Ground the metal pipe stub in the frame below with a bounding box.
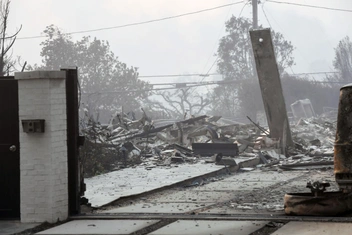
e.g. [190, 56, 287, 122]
[284, 191, 352, 216]
[335, 83, 352, 190]
[284, 180, 352, 216]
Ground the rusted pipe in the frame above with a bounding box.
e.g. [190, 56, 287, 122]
[334, 84, 352, 190]
[284, 191, 352, 216]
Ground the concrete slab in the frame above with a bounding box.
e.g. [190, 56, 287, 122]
[0, 221, 40, 235]
[190, 180, 276, 191]
[36, 220, 158, 235]
[85, 157, 262, 208]
[221, 170, 304, 182]
[272, 221, 352, 235]
[100, 202, 212, 214]
[85, 163, 224, 207]
[201, 203, 283, 214]
[200, 205, 255, 214]
[147, 190, 235, 203]
[149, 220, 268, 235]
[186, 168, 305, 193]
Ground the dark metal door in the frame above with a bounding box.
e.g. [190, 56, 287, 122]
[62, 68, 81, 215]
[0, 77, 20, 219]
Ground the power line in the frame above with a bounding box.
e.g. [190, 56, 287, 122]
[81, 80, 240, 95]
[261, 3, 317, 68]
[81, 77, 347, 96]
[151, 80, 231, 86]
[195, 1, 248, 96]
[17, 1, 243, 40]
[200, 0, 246, 74]
[139, 73, 219, 78]
[149, 75, 342, 86]
[205, 58, 218, 76]
[266, 0, 352, 13]
[313, 81, 348, 84]
[197, 0, 249, 94]
[291, 71, 338, 76]
[138, 71, 338, 79]
[261, 4, 272, 28]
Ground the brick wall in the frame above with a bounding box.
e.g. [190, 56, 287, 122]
[15, 71, 68, 223]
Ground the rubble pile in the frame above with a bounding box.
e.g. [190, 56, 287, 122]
[81, 109, 337, 174]
[283, 117, 336, 169]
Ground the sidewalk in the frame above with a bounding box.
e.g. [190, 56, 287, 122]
[36, 220, 352, 235]
[8, 160, 349, 235]
[36, 220, 268, 235]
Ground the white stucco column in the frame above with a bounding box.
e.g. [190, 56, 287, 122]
[15, 71, 68, 223]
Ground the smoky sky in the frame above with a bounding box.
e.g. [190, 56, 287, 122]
[9, 0, 352, 83]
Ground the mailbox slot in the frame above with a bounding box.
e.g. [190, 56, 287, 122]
[22, 119, 45, 133]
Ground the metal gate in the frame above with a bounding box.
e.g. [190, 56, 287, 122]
[0, 77, 20, 219]
[63, 68, 83, 215]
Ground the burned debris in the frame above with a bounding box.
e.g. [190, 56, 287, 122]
[80, 29, 345, 219]
[80, 104, 337, 178]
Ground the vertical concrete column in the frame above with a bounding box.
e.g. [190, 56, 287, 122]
[250, 29, 293, 150]
[15, 71, 68, 223]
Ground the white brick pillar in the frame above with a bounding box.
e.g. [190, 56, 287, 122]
[15, 71, 68, 223]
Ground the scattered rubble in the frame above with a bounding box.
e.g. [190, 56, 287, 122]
[81, 106, 337, 177]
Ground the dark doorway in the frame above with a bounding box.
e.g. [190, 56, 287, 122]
[0, 77, 20, 219]
[63, 68, 82, 215]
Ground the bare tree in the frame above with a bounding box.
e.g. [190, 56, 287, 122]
[0, 0, 21, 75]
[153, 88, 211, 119]
[333, 36, 352, 83]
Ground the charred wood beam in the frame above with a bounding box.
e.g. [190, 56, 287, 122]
[192, 143, 239, 157]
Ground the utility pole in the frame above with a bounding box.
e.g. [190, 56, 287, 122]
[252, 0, 258, 29]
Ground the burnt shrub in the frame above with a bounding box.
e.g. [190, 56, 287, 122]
[80, 117, 119, 177]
